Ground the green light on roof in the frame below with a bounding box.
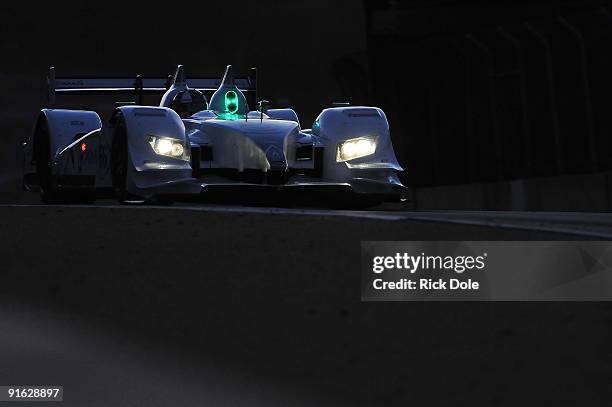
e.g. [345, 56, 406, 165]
[225, 90, 238, 114]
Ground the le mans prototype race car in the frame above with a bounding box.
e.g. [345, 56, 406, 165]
[23, 65, 407, 207]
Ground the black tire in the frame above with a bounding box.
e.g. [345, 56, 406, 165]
[35, 117, 95, 204]
[111, 114, 143, 204]
[111, 114, 173, 205]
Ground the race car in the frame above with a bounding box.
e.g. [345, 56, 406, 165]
[22, 65, 407, 207]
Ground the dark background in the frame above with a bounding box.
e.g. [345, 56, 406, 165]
[1, 2, 612, 406]
[3, 1, 612, 195]
[365, 1, 612, 187]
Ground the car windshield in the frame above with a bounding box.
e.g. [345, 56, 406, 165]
[213, 111, 246, 121]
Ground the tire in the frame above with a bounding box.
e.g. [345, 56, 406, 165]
[111, 114, 143, 204]
[111, 114, 174, 205]
[35, 118, 95, 204]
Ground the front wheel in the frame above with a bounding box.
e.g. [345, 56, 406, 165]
[35, 119, 95, 204]
[111, 113, 144, 204]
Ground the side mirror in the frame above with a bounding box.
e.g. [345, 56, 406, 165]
[257, 100, 270, 123]
[257, 100, 270, 112]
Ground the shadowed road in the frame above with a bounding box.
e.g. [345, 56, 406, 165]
[0, 205, 609, 406]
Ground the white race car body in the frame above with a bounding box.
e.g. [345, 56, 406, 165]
[23, 65, 406, 205]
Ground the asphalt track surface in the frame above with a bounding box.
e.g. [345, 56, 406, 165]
[5, 202, 612, 237]
[0, 203, 610, 406]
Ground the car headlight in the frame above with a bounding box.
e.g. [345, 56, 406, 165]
[336, 136, 377, 162]
[148, 136, 188, 160]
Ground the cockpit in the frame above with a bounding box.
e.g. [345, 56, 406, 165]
[168, 89, 207, 118]
[160, 64, 250, 120]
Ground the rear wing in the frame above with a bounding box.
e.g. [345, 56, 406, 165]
[47, 66, 258, 106]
